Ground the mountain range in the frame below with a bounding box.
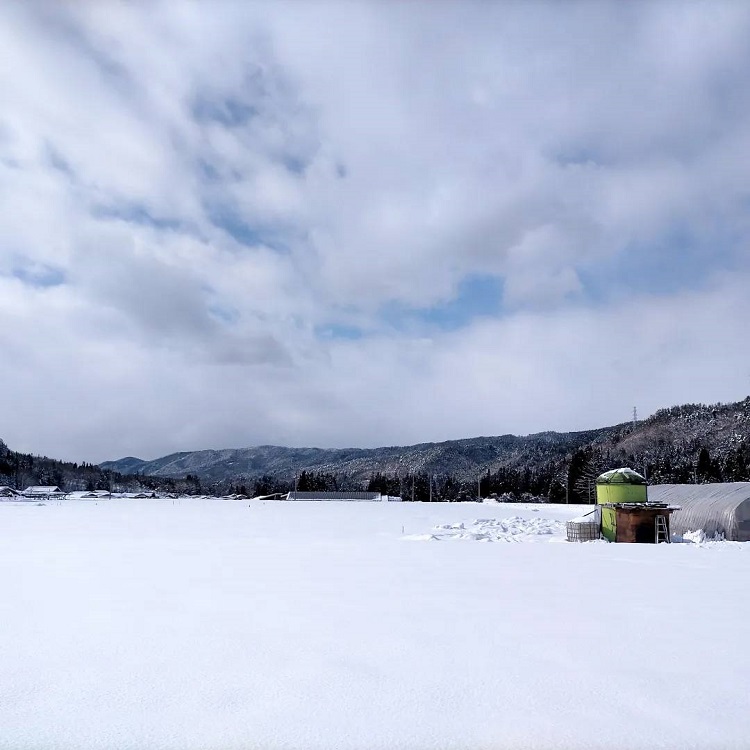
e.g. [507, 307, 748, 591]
[101, 427, 617, 484]
[100, 396, 750, 493]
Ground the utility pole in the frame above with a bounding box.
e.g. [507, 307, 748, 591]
[477, 475, 481, 503]
[429, 474, 433, 503]
[632, 407, 649, 479]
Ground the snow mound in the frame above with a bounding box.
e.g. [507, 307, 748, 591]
[404, 516, 565, 543]
[682, 529, 719, 544]
[401, 533, 440, 542]
[676, 528, 743, 547]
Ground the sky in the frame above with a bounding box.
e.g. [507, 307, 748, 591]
[2, 1, 750, 463]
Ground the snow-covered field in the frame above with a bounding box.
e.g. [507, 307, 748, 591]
[1, 499, 748, 750]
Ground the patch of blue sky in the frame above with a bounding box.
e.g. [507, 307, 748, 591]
[207, 302, 240, 326]
[197, 158, 220, 182]
[315, 324, 365, 341]
[206, 205, 291, 253]
[45, 144, 74, 177]
[92, 202, 185, 232]
[11, 262, 66, 288]
[192, 95, 258, 128]
[381, 274, 505, 332]
[578, 221, 738, 302]
[280, 154, 308, 175]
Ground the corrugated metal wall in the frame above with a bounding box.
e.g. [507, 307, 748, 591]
[648, 483, 750, 541]
[287, 491, 381, 501]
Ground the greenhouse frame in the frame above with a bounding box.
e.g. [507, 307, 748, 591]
[648, 483, 750, 542]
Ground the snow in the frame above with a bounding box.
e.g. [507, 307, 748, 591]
[1, 499, 749, 749]
[568, 508, 600, 524]
[678, 528, 736, 546]
[416, 516, 565, 542]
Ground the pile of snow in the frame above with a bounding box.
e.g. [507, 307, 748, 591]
[676, 528, 740, 546]
[568, 507, 600, 524]
[682, 529, 716, 544]
[404, 515, 565, 542]
[482, 493, 547, 504]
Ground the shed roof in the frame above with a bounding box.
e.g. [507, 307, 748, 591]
[648, 483, 750, 542]
[22, 486, 64, 494]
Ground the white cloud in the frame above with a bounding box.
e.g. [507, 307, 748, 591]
[1, 1, 749, 462]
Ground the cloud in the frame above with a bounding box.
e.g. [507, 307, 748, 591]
[1, 1, 749, 462]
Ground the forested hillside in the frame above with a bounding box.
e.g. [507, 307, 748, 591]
[94, 396, 750, 502]
[0, 440, 213, 496]
[564, 397, 750, 501]
[4, 397, 749, 502]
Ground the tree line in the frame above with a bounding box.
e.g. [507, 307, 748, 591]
[3, 394, 749, 503]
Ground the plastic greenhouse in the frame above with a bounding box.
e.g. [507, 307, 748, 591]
[648, 483, 750, 542]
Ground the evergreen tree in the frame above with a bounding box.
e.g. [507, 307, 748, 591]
[696, 447, 712, 483]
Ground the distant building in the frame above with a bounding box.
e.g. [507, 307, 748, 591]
[21, 486, 67, 499]
[0, 486, 19, 498]
[285, 491, 397, 502]
[67, 490, 111, 500]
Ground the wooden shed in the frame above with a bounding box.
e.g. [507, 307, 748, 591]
[600, 503, 677, 543]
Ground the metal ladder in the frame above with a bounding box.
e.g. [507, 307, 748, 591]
[655, 515, 670, 544]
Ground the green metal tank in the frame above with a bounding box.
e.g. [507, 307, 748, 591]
[595, 468, 648, 505]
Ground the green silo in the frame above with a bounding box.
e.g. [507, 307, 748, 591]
[596, 468, 648, 505]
